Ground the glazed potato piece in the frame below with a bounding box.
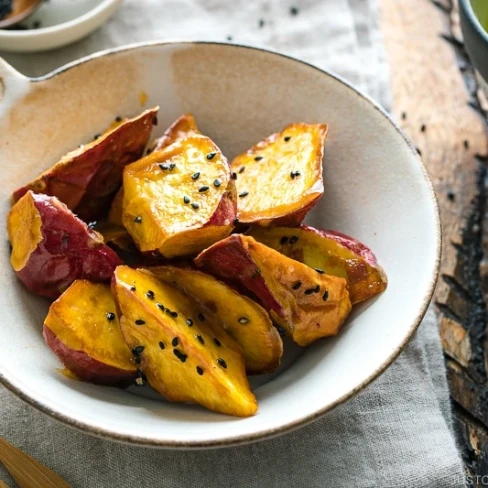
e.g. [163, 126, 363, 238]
[152, 113, 200, 151]
[248, 226, 387, 304]
[12, 107, 158, 221]
[150, 265, 283, 374]
[231, 123, 327, 226]
[112, 266, 257, 417]
[123, 134, 236, 258]
[195, 235, 351, 347]
[7, 191, 121, 299]
[43, 281, 136, 386]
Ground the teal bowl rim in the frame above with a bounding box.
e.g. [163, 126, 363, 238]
[459, 0, 488, 46]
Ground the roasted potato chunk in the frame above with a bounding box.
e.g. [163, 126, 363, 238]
[195, 235, 351, 346]
[153, 113, 200, 151]
[7, 191, 121, 299]
[112, 266, 257, 417]
[12, 108, 158, 221]
[43, 280, 136, 386]
[150, 265, 283, 374]
[123, 134, 236, 258]
[248, 226, 387, 304]
[231, 123, 327, 226]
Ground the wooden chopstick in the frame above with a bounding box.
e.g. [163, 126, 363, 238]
[0, 437, 71, 487]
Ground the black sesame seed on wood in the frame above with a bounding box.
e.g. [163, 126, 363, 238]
[132, 345, 145, 355]
[196, 366, 204, 375]
[198, 313, 205, 322]
[292, 281, 302, 290]
[135, 319, 146, 325]
[186, 318, 194, 327]
[206, 152, 217, 160]
[191, 202, 200, 210]
[199, 185, 209, 192]
[254, 156, 263, 161]
[289, 236, 298, 244]
[213, 179, 221, 188]
[231, 172, 237, 180]
[196, 334, 205, 345]
[280, 236, 288, 245]
[184, 196, 190, 204]
[239, 191, 249, 198]
[322, 290, 329, 302]
[238, 316, 249, 324]
[146, 290, 155, 300]
[156, 303, 165, 311]
[304, 288, 316, 295]
[214, 338, 222, 347]
[172, 337, 179, 347]
[159, 341, 165, 350]
[192, 172, 200, 180]
[106, 312, 116, 321]
[314, 268, 325, 274]
[217, 358, 228, 369]
[239, 166, 246, 174]
[134, 216, 142, 223]
[159, 163, 169, 170]
[284, 136, 291, 142]
[173, 349, 187, 362]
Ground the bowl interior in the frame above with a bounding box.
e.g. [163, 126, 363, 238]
[0, 43, 439, 447]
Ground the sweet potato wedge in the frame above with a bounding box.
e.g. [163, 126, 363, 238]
[112, 266, 257, 417]
[248, 226, 387, 304]
[230, 123, 327, 226]
[152, 113, 200, 151]
[150, 265, 283, 374]
[43, 280, 136, 386]
[123, 134, 236, 258]
[8, 191, 121, 299]
[195, 235, 351, 346]
[12, 108, 158, 221]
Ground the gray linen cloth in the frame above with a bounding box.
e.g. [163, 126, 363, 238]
[0, 1, 466, 487]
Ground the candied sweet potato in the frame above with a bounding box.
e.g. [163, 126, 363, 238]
[150, 265, 283, 374]
[230, 123, 327, 226]
[43, 280, 136, 386]
[195, 235, 351, 347]
[152, 113, 200, 151]
[123, 134, 236, 258]
[112, 266, 257, 416]
[12, 107, 158, 221]
[248, 226, 387, 304]
[8, 191, 121, 299]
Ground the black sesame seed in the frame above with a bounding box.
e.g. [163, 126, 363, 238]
[239, 191, 249, 198]
[322, 290, 329, 302]
[132, 345, 145, 355]
[159, 163, 170, 170]
[226, 35, 233, 41]
[170, 311, 178, 318]
[196, 366, 204, 375]
[192, 172, 200, 180]
[276, 325, 287, 337]
[447, 191, 456, 202]
[254, 156, 263, 161]
[214, 338, 222, 347]
[464, 139, 469, 149]
[420, 124, 426, 132]
[206, 152, 217, 160]
[231, 172, 238, 180]
[186, 318, 194, 327]
[258, 18, 265, 28]
[314, 268, 325, 274]
[199, 185, 209, 192]
[280, 236, 288, 245]
[156, 303, 165, 311]
[290, 171, 301, 179]
[130, 286, 136, 292]
[284, 136, 291, 142]
[217, 358, 228, 369]
[135, 319, 146, 325]
[173, 349, 187, 362]
[165, 309, 172, 316]
[239, 166, 246, 174]
[416, 147, 422, 156]
[94, 133, 101, 140]
[134, 216, 142, 223]
[169, 163, 176, 170]
[304, 288, 316, 295]
[172, 337, 179, 347]
[106, 312, 116, 321]
[146, 290, 155, 300]
[238, 316, 249, 324]
[198, 313, 205, 322]
[290, 6, 299, 15]
[159, 341, 165, 350]
[292, 281, 302, 290]
[314, 284, 320, 293]
[289, 236, 298, 244]
[183, 196, 190, 204]
[115, 116, 122, 122]
[191, 202, 200, 210]
[196, 334, 205, 345]
[213, 179, 221, 187]
[401, 111, 407, 120]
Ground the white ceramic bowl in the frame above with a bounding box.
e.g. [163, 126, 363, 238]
[0, 0, 122, 52]
[0, 42, 440, 448]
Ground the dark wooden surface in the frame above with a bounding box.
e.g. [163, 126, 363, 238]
[380, 0, 488, 483]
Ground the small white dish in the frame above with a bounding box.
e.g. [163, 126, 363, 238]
[0, 42, 440, 448]
[0, 0, 122, 52]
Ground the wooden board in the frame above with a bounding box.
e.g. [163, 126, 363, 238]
[380, 0, 488, 482]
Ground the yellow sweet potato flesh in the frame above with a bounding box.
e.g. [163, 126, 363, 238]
[112, 266, 257, 417]
[231, 123, 327, 225]
[248, 226, 387, 304]
[153, 113, 200, 151]
[123, 134, 235, 258]
[150, 265, 283, 374]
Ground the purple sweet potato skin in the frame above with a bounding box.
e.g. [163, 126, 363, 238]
[14, 193, 121, 299]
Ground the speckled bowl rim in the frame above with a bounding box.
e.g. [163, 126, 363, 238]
[0, 41, 442, 449]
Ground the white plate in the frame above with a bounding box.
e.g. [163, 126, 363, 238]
[0, 0, 122, 52]
[0, 42, 440, 448]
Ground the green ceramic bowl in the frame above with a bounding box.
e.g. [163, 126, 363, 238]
[460, 0, 488, 86]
